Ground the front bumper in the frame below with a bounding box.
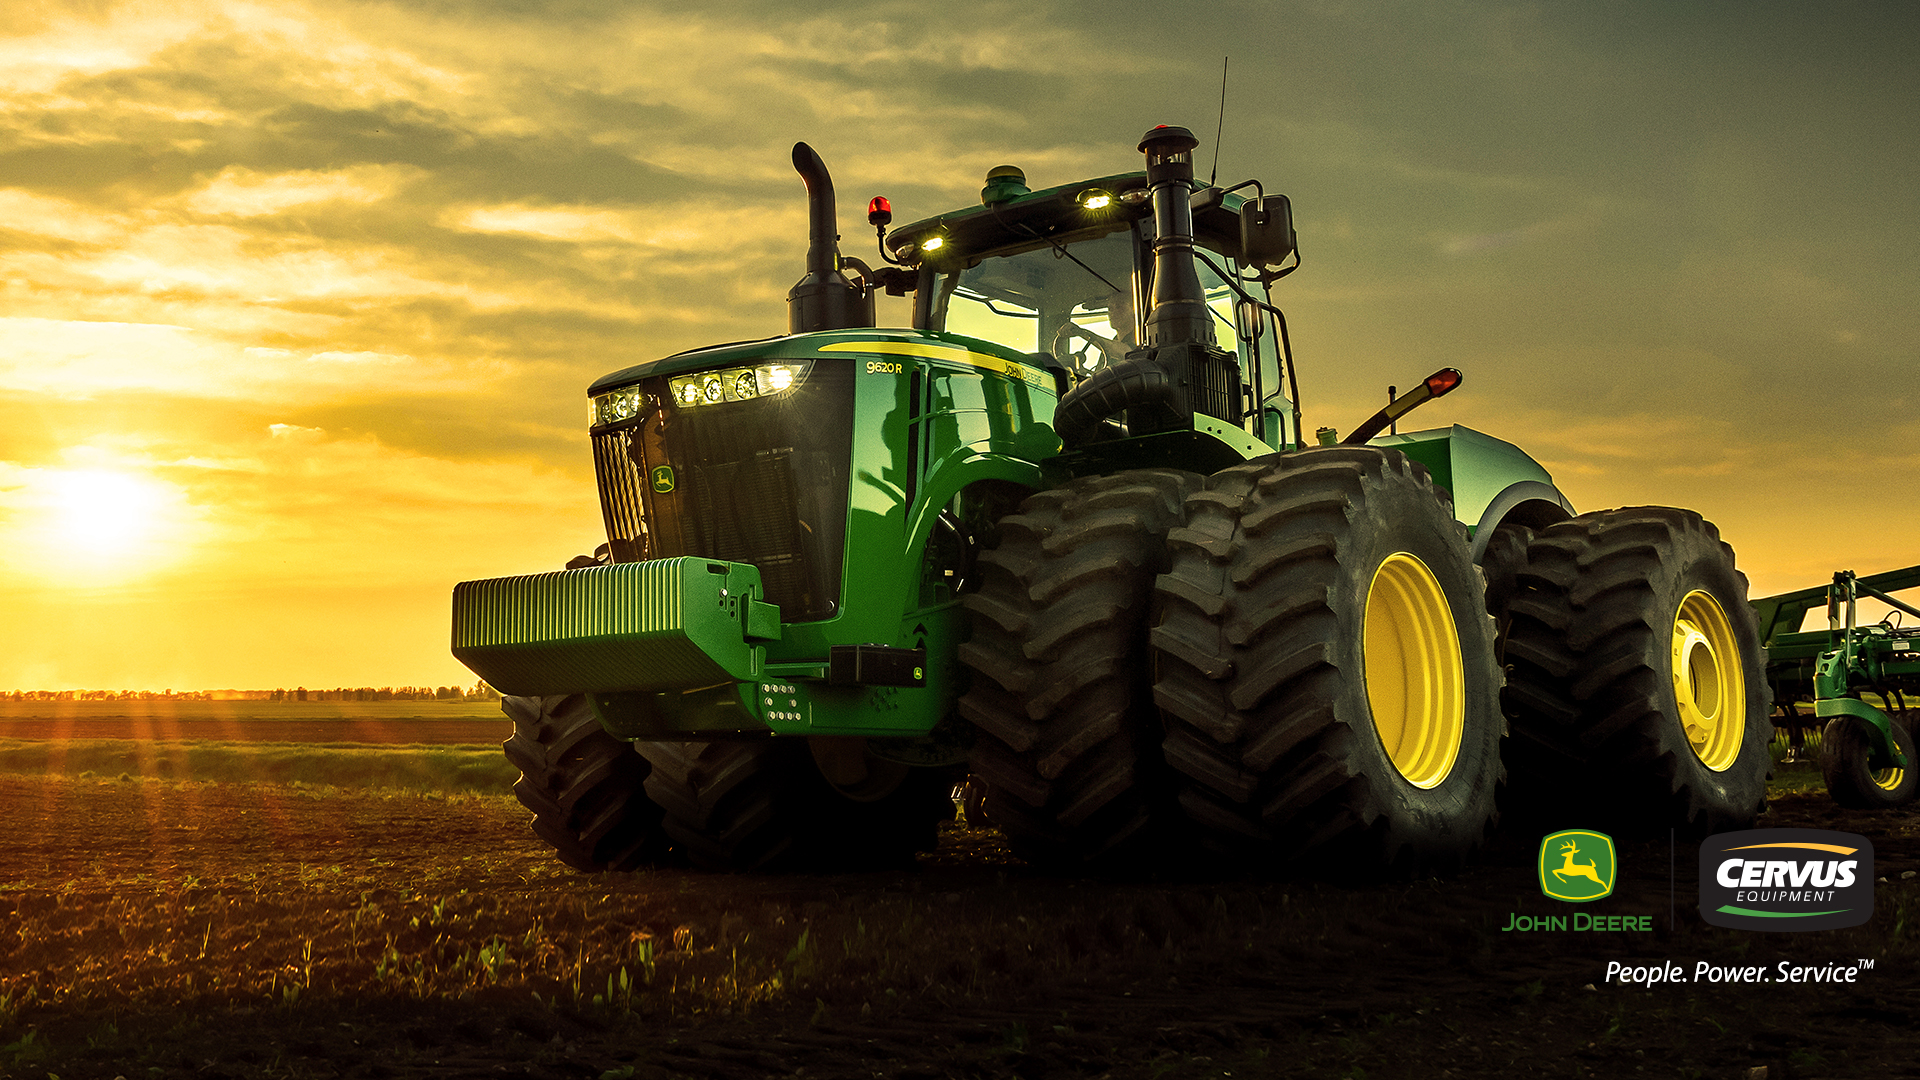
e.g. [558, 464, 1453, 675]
[451, 558, 780, 697]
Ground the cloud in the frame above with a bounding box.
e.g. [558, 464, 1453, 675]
[184, 163, 420, 217]
[1438, 211, 1597, 257]
[0, 187, 126, 243]
[0, 316, 490, 403]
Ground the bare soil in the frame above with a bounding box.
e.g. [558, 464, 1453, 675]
[3, 765, 1918, 1080]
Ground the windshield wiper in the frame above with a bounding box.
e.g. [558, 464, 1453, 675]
[987, 203, 1125, 296]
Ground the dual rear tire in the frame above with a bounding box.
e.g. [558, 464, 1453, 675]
[957, 450, 1504, 876]
[1501, 508, 1773, 836]
[1150, 448, 1503, 875]
[955, 469, 1203, 869]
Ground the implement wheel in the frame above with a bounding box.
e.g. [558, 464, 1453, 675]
[503, 694, 668, 872]
[1503, 507, 1772, 836]
[1821, 715, 1919, 810]
[637, 738, 951, 871]
[1149, 447, 1502, 876]
[956, 469, 1203, 869]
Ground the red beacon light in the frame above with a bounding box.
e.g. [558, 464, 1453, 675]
[867, 196, 892, 228]
[1425, 367, 1463, 397]
[1341, 367, 1467, 445]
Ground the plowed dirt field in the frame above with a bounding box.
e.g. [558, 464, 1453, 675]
[3, 763, 1918, 1079]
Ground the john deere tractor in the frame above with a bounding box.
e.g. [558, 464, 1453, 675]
[451, 125, 1774, 875]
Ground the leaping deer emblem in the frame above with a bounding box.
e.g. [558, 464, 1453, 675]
[1552, 840, 1605, 886]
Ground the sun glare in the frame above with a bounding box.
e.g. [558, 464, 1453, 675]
[1, 467, 198, 583]
[50, 470, 169, 552]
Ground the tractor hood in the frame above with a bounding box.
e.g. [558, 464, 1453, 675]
[586, 328, 1049, 396]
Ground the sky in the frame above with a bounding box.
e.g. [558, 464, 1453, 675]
[1, 0, 1916, 690]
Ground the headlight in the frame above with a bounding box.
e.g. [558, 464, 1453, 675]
[661, 362, 811, 412]
[592, 362, 811, 428]
[588, 386, 645, 428]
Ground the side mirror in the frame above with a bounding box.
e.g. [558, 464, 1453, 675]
[1240, 194, 1296, 268]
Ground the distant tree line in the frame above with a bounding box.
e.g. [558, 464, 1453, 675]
[5, 681, 501, 702]
[5, 689, 214, 701]
[272, 682, 501, 702]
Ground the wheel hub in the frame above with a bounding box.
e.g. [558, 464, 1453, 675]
[1672, 590, 1746, 771]
[1363, 552, 1466, 789]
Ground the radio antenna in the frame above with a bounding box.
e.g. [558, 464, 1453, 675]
[1209, 56, 1229, 188]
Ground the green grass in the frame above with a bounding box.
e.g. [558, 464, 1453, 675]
[0, 699, 507, 722]
[0, 739, 517, 794]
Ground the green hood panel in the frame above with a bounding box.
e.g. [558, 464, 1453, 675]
[586, 329, 1048, 396]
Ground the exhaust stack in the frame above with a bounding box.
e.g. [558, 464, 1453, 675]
[787, 142, 874, 334]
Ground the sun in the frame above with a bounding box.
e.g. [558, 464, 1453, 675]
[2, 467, 197, 583]
[48, 470, 173, 555]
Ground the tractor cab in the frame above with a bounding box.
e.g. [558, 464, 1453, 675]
[884, 165, 1299, 452]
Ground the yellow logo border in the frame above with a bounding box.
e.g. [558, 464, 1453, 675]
[1538, 829, 1617, 903]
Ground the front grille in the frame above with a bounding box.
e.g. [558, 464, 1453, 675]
[593, 433, 652, 562]
[591, 360, 854, 622]
[679, 445, 812, 606]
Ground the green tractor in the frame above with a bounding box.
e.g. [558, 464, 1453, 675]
[451, 125, 1775, 875]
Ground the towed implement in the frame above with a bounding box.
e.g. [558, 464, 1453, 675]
[451, 123, 1774, 875]
[1754, 566, 1920, 808]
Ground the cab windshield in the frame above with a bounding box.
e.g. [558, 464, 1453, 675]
[932, 227, 1259, 387]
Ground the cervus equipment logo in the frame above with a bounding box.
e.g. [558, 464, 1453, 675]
[1699, 829, 1874, 931]
[1538, 830, 1616, 902]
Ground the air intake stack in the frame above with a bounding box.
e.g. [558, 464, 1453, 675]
[1138, 126, 1215, 349]
[1053, 126, 1243, 447]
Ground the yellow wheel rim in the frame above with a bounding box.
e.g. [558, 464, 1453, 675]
[1869, 729, 1905, 792]
[1363, 552, 1466, 789]
[1672, 590, 1746, 772]
[1872, 763, 1905, 792]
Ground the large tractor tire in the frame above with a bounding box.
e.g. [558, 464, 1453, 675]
[502, 694, 668, 872]
[956, 469, 1203, 869]
[1502, 507, 1773, 836]
[1820, 715, 1918, 810]
[1477, 522, 1534, 649]
[1149, 447, 1503, 877]
[636, 737, 952, 872]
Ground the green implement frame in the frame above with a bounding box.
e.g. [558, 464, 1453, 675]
[1755, 565, 1920, 772]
